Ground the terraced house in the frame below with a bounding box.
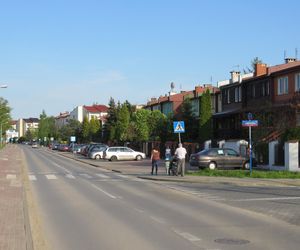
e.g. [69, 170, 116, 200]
[214, 58, 300, 141]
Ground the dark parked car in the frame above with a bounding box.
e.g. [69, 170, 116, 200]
[189, 148, 251, 170]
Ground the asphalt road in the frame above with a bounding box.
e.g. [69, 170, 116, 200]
[22, 146, 300, 250]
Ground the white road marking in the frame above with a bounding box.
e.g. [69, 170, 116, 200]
[0, 158, 8, 161]
[29, 175, 37, 181]
[173, 229, 202, 242]
[234, 196, 300, 201]
[150, 216, 166, 224]
[96, 173, 110, 178]
[52, 162, 72, 174]
[65, 174, 76, 179]
[6, 174, 16, 180]
[79, 173, 93, 179]
[90, 184, 116, 199]
[115, 174, 130, 179]
[46, 174, 58, 180]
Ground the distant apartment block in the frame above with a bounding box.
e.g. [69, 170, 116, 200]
[16, 118, 39, 137]
[56, 104, 109, 128]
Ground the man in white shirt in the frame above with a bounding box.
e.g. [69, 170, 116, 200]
[174, 143, 187, 177]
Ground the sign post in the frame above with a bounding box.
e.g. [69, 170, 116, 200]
[70, 136, 76, 154]
[173, 121, 185, 144]
[242, 113, 258, 175]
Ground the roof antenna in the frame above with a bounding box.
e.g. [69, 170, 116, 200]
[284, 50, 287, 60]
[296, 48, 298, 59]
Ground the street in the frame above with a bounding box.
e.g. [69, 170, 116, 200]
[22, 145, 300, 250]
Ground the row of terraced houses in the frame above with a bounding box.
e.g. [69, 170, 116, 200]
[8, 58, 300, 145]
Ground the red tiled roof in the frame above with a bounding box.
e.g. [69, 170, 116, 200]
[84, 105, 108, 113]
[268, 61, 300, 75]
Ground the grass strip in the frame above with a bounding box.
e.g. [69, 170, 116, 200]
[188, 169, 300, 178]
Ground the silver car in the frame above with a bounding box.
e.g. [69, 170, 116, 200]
[103, 147, 146, 161]
[88, 146, 108, 160]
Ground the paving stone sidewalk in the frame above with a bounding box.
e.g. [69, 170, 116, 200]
[0, 145, 31, 250]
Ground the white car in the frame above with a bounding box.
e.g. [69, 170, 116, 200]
[103, 147, 146, 161]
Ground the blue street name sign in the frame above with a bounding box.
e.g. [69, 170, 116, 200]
[242, 120, 258, 127]
[173, 121, 185, 133]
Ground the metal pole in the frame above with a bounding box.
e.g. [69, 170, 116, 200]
[178, 132, 181, 144]
[249, 126, 252, 175]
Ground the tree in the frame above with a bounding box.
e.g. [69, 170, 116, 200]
[199, 90, 212, 144]
[180, 97, 198, 142]
[134, 109, 151, 141]
[38, 110, 56, 144]
[82, 116, 90, 142]
[89, 116, 101, 142]
[148, 110, 168, 141]
[115, 103, 130, 142]
[104, 97, 118, 141]
[0, 97, 12, 140]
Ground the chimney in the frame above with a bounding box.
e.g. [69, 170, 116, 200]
[230, 71, 240, 83]
[285, 58, 297, 64]
[255, 63, 267, 77]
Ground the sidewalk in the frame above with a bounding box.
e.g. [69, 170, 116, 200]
[0, 145, 32, 250]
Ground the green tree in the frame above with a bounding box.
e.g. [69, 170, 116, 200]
[82, 116, 90, 142]
[199, 90, 212, 144]
[104, 97, 118, 141]
[134, 109, 151, 141]
[90, 116, 101, 141]
[115, 103, 130, 142]
[0, 97, 12, 141]
[180, 97, 198, 142]
[148, 110, 168, 141]
[38, 110, 56, 144]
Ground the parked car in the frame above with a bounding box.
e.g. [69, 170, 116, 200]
[32, 142, 38, 148]
[189, 148, 252, 170]
[58, 144, 70, 152]
[103, 146, 146, 161]
[88, 145, 108, 160]
[82, 143, 107, 157]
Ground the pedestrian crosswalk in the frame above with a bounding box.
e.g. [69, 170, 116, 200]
[22, 172, 143, 182]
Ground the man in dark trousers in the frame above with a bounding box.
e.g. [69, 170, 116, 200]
[174, 143, 187, 176]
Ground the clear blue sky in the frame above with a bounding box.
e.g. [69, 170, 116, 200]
[1, 0, 299, 119]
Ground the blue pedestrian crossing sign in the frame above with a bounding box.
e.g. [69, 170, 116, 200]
[173, 121, 185, 133]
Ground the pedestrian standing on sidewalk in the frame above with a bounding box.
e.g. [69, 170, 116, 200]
[151, 147, 160, 175]
[174, 143, 187, 177]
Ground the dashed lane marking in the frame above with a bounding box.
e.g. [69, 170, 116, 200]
[79, 173, 93, 179]
[173, 229, 202, 242]
[29, 175, 37, 181]
[65, 174, 76, 179]
[45, 174, 58, 180]
[95, 173, 110, 178]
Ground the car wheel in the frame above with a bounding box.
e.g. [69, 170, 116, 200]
[110, 155, 117, 161]
[95, 154, 101, 160]
[243, 161, 250, 170]
[136, 155, 142, 161]
[208, 162, 217, 170]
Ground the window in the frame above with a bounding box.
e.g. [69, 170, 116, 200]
[239, 86, 242, 102]
[295, 73, 300, 92]
[277, 77, 288, 95]
[252, 85, 256, 98]
[235, 87, 239, 102]
[227, 89, 230, 104]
